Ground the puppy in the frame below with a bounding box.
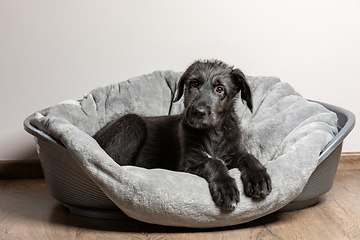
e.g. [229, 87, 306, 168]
[94, 60, 272, 210]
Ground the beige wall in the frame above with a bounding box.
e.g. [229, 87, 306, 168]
[1, 0, 359, 160]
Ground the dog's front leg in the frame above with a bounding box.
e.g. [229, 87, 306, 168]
[230, 153, 272, 199]
[183, 156, 240, 210]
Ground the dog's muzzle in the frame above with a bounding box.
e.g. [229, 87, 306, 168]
[192, 105, 210, 118]
[185, 105, 214, 128]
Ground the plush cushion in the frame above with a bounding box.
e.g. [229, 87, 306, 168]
[31, 70, 338, 228]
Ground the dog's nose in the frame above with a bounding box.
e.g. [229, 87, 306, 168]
[193, 106, 209, 117]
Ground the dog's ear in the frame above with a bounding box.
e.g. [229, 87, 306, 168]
[173, 74, 186, 102]
[231, 68, 253, 112]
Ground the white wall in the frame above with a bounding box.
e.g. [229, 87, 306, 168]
[1, 0, 359, 160]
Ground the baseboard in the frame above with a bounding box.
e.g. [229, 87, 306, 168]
[341, 152, 360, 157]
[0, 159, 43, 179]
[338, 152, 360, 171]
[0, 152, 359, 179]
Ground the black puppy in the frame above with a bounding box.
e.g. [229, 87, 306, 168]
[94, 60, 272, 210]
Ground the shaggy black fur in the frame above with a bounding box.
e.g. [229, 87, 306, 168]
[94, 60, 272, 210]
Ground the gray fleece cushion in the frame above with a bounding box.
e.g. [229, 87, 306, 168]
[30, 70, 338, 228]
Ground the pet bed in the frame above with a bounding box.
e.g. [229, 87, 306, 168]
[28, 71, 340, 228]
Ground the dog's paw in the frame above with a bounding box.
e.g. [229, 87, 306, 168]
[241, 169, 272, 199]
[209, 177, 240, 211]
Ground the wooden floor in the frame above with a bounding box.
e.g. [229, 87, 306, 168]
[0, 154, 359, 240]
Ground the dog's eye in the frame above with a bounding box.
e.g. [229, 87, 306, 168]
[191, 81, 200, 88]
[216, 86, 224, 94]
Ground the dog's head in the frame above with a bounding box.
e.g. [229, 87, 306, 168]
[174, 60, 253, 129]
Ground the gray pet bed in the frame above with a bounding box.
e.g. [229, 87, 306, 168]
[30, 71, 338, 228]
